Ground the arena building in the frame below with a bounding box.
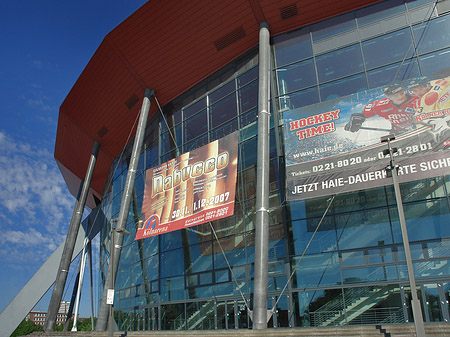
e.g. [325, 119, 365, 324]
[54, 0, 450, 331]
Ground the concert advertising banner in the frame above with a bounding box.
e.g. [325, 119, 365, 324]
[283, 73, 450, 201]
[135, 131, 239, 240]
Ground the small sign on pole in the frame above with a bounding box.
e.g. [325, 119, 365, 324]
[106, 289, 114, 305]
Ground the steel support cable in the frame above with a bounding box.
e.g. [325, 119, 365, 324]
[69, 94, 144, 328]
[154, 95, 181, 157]
[270, 195, 336, 314]
[392, 1, 438, 83]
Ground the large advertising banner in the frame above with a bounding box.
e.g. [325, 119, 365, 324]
[283, 74, 450, 201]
[135, 131, 239, 240]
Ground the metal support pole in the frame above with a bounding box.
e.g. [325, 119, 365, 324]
[45, 141, 100, 331]
[63, 261, 81, 331]
[252, 22, 271, 330]
[96, 88, 154, 331]
[381, 135, 425, 337]
[71, 238, 89, 331]
[88, 240, 95, 330]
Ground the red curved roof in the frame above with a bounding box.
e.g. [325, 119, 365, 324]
[55, 0, 382, 208]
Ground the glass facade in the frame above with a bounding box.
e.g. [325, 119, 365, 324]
[98, 0, 450, 330]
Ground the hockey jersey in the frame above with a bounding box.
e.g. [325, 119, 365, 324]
[414, 78, 450, 114]
[363, 95, 418, 132]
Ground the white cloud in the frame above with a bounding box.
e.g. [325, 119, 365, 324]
[0, 131, 74, 267]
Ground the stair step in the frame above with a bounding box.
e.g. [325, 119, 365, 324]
[19, 323, 450, 337]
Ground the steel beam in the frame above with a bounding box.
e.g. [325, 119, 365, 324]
[252, 22, 271, 329]
[96, 89, 154, 331]
[44, 141, 100, 331]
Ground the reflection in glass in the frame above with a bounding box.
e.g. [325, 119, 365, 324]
[161, 303, 185, 330]
[419, 47, 450, 76]
[311, 12, 356, 41]
[274, 27, 312, 66]
[316, 44, 364, 83]
[356, 0, 404, 26]
[319, 73, 368, 101]
[367, 59, 420, 88]
[278, 59, 316, 94]
[363, 28, 414, 70]
[292, 252, 341, 288]
[184, 110, 207, 142]
[414, 16, 450, 55]
[210, 93, 237, 129]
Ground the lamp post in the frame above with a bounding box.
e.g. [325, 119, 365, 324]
[108, 219, 130, 337]
[381, 134, 425, 337]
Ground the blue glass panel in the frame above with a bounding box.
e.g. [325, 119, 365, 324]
[239, 80, 257, 113]
[414, 15, 450, 55]
[336, 208, 393, 250]
[213, 246, 247, 268]
[367, 59, 420, 88]
[185, 244, 213, 273]
[240, 137, 257, 168]
[209, 92, 237, 128]
[214, 282, 235, 297]
[362, 28, 415, 70]
[210, 118, 238, 142]
[118, 266, 131, 289]
[131, 262, 144, 286]
[319, 73, 368, 101]
[184, 133, 209, 152]
[160, 131, 172, 154]
[385, 177, 446, 203]
[391, 199, 450, 243]
[406, 0, 435, 8]
[287, 199, 307, 220]
[280, 86, 320, 111]
[311, 12, 356, 41]
[316, 44, 364, 83]
[274, 27, 313, 66]
[414, 259, 450, 279]
[160, 230, 183, 251]
[215, 269, 230, 283]
[160, 277, 185, 302]
[184, 109, 207, 142]
[333, 188, 388, 214]
[278, 58, 316, 94]
[161, 248, 185, 277]
[145, 146, 158, 170]
[143, 236, 159, 259]
[210, 80, 235, 104]
[341, 251, 365, 267]
[237, 66, 258, 88]
[240, 107, 257, 129]
[341, 265, 398, 283]
[426, 239, 450, 258]
[292, 252, 341, 288]
[199, 272, 213, 285]
[356, 0, 404, 27]
[291, 218, 337, 254]
[183, 97, 206, 119]
[419, 47, 450, 76]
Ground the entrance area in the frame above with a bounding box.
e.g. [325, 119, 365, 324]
[117, 281, 450, 330]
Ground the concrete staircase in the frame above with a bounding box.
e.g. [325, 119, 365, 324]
[20, 323, 450, 337]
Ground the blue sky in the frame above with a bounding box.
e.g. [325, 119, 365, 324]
[0, 0, 147, 320]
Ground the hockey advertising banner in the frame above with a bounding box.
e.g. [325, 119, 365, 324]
[283, 74, 450, 201]
[135, 132, 239, 240]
